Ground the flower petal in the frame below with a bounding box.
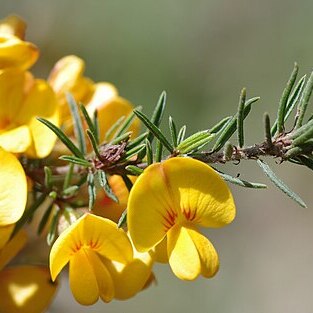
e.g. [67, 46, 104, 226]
[50, 214, 133, 281]
[0, 34, 39, 70]
[15, 79, 60, 158]
[0, 230, 27, 271]
[162, 157, 236, 227]
[128, 162, 178, 252]
[0, 125, 31, 153]
[187, 228, 219, 278]
[0, 147, 27, 225]
[0, 265, 57, 313]
[0, 15, 26, 39]
[69, 248, 114, 305]
[0, 224, 14, 249]
[167, 225, 201, 280]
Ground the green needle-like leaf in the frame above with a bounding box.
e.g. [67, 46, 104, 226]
[237, 88, 246, 148]
[177, 130, 213, 153]
[44, 166, 52, 189]
[177, 125, 187, 144]
[105, 116, 125, 140]
[59, 155, 92, 167]
[155, 139, 163, 162]
[47, 207, 60, 246]
[117, 209, 127, 228]
[110, 132, 132, 145]
[257, 159, 307, 208]
[212, 97, 260, 152]
[93, 110, 100, 144]
[134, 110, 174, 153]
[169, 116, 178, 147]
[87, 172, 96, 210]
[97, 170, 118, 203]
[126, 132, 148, 150]
[86, 129, 102, 160]
[80, 104, 98, 144]
[37, 117, 85, 159]
[209, 116, 232, 133]
[67, 93, 87, 155]
[114, 107, 141, 138]
[296, 69, 313, 128]
[125, 165, 144, 175]
[145, 139, 153, 165]
[121, 143, 146, 161]
[271, 74, 306, 135]
[214, 169, 267, 189]
[148, 91, 167, 142]
[276, 63, 298, 134]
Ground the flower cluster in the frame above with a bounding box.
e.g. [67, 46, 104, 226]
[0, 14, 238, 311]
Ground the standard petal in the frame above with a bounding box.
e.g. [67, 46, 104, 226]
[128, 162, 179, 252]
[0, 68, 25, 123]
[187, 228, 219, 278]
[16, 79, 60, 158]
[0, 34, 39, 70]
[162, 157, 236, 227]
[69, 248, 114, 305]
[167, 225, 201, 280]
[50, 214, 132, 281]
[86, 82, 118, 113]
[0, 265, 57, 313]
[0, 147, 27, 225]
[0, 230, 27, 271]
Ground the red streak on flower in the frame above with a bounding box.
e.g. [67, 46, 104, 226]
[162, 208, 177, 231]
[183, 208, 197, 222]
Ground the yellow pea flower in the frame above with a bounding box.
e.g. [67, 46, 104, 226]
[127, 157, 236, 281]
[49, 213, 133, 305]
[0, 69, 59, 158]
[0, 226, 57, 313]
[0, 15, 39, 70]
[48, 55, 139, 141]
[0, 147, 27, 226]
[0, 265, 57, 313]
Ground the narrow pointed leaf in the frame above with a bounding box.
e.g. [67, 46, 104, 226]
[237, 88, 246, 148]
[67, 93, 87, 155]
[125, 165, 144, 175]
[169, 116, 178, 147]
[121, 143, 146, 160]
[271, 74, 306, 135]
[117, 209, 127, 228]
[212, 97, 260, 151]
[97, 170, 118, 203]
[126, 132, 148, 150]
[296, 69, 313, 128]
[47, 207, 60, 245]
[87, 172, 96, 210]
[105, 116, 125, 140]
[177, 130, 214, 153]
[276, 63, 298, 134]
[110, 132, 131, 145]
[59, 155, 91, 167]
[44, 166, 52, 189]
[93, 110, 100, 144]
[148, 91, 166, 142]
[155, 139, 163, 162]
[86, 129, 101, 160]
[177, 125, 187, 144]
[37, 117, 84, 159]
[80, 104, 98, 144]
[214, 168, 267, 189]
[114, 107, 141, 138]
[257, 159, 306, 208]
[134, 110, 173, 153]
[209, 116, 232, 133]
[145, 139, 153, 165]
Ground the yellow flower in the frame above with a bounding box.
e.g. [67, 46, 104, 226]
[0, 226, 57, 313]
[127, 157, 236, 280]
[0, 147, 27, 226]
[48, 55, 139, 141]
[50, 213, 134, 305]
[0, 15, 39, 70]
[0, 69, 59, 158]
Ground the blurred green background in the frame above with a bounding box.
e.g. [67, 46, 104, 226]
[2, 0, 313, 312]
